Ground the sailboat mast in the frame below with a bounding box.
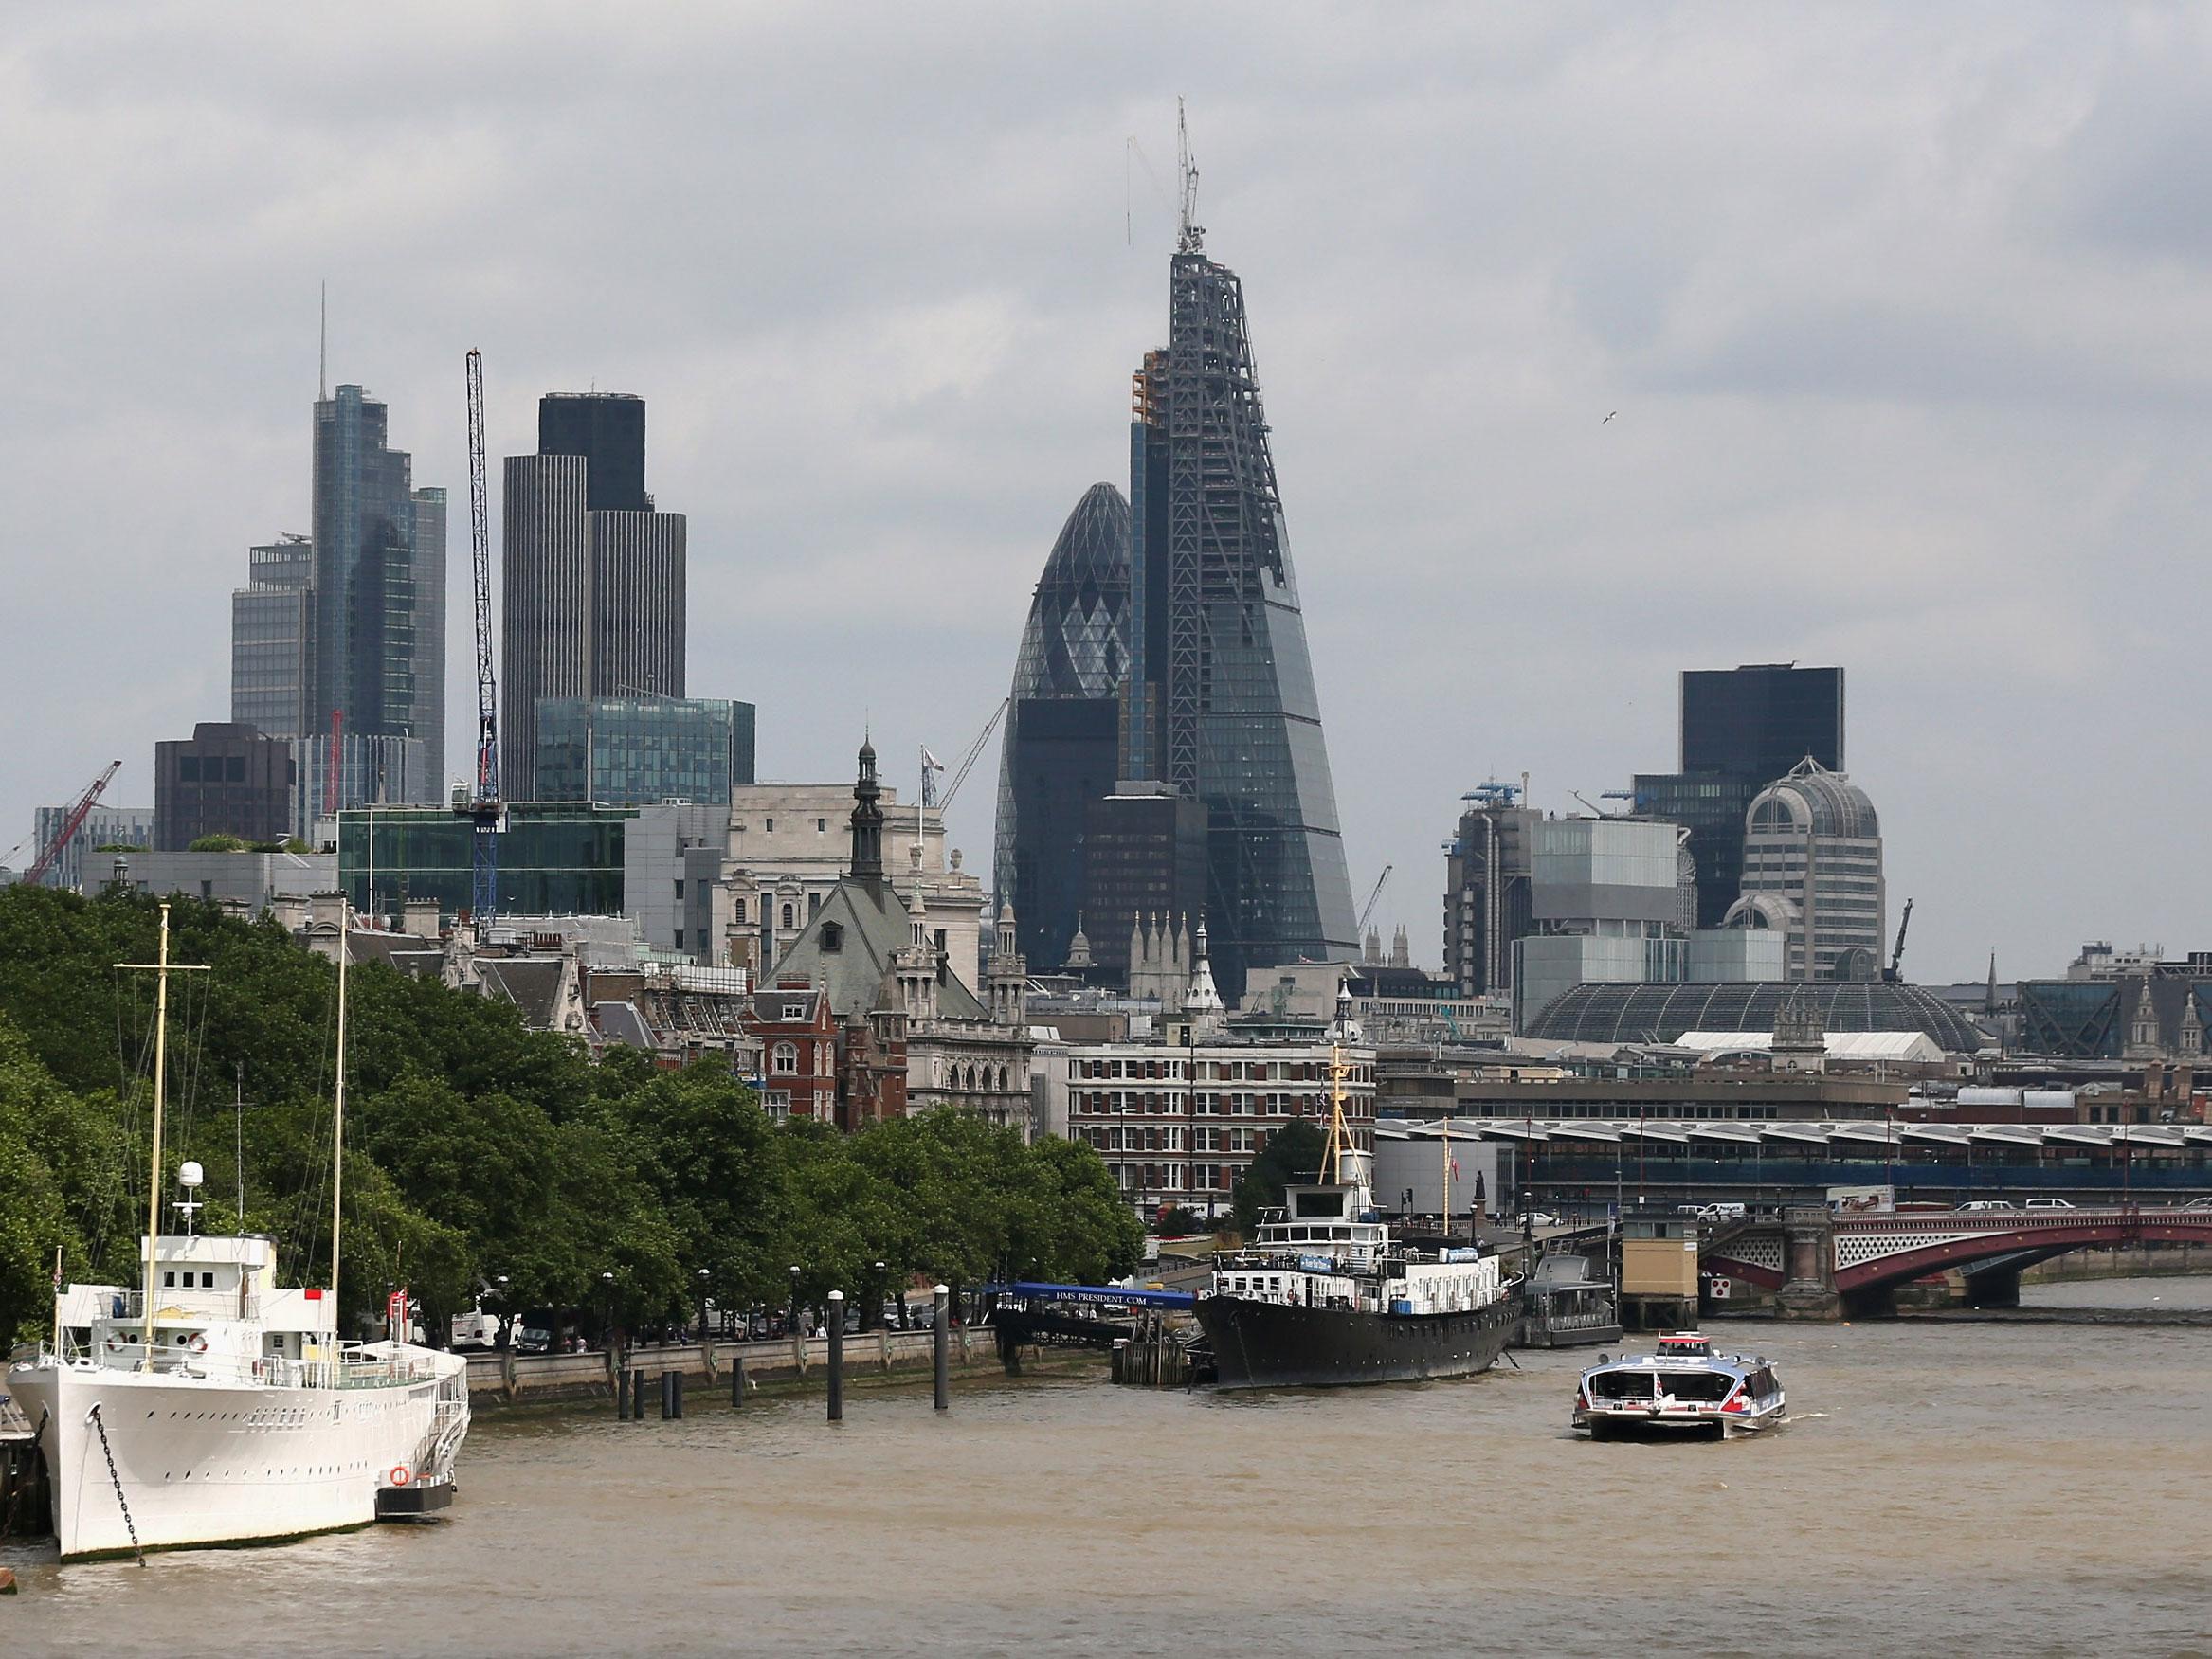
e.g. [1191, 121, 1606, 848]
[139, 901, 172, 1369]
[329, 898, 349, 1325]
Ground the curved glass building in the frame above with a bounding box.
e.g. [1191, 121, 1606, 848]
[1523, 980, 1987, 1053]
[992, 482, 1132, 969]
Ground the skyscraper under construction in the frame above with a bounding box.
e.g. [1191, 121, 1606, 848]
[1119, 123, 1358, 997]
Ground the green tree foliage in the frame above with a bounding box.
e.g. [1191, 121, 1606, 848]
[1231, 1117, 1328, 1235]
[0, 885, 1141, 1345]
[187, 834, 252, 852]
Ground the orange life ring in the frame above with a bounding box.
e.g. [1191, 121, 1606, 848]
[390, 1465, 411, 1487]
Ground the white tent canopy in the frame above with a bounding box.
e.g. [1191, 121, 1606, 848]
[1673, 1030, 1946, 1064]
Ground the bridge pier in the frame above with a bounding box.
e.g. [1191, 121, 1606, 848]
[1964, 1267, 2022, 1309]
[1776, 1209, 1841, 1321]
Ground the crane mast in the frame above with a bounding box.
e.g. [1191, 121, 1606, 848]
[17, 760, 122, 886]
[457, 349, 503, 922]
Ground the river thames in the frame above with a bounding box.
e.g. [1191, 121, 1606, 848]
[8, 1279, 2210, 1656]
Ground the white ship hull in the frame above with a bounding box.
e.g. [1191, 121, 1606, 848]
[9, 1345, 466, 1561]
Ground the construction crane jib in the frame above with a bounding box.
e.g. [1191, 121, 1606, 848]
[457, 348, 504, 923]
[17, 760, 122, 887]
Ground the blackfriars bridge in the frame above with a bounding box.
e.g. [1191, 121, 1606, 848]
[1701, 1206, 2212, 1316]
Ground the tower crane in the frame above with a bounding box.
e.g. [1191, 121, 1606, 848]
[1356, 863, 1392, 937]
[931, 696, 1010, 813]
[1884, 897, 1913, 983]
[454, 349, 503, 922]
[15, 760, 121, 886]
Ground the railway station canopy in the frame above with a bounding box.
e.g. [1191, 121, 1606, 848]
[1523, 981, 1990, 1054]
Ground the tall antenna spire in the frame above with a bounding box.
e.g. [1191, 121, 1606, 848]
[1176, 97, 1203, 254]
[318, 280, 327, 401]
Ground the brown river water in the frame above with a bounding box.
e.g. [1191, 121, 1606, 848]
[8, 1278, 2211, 1657]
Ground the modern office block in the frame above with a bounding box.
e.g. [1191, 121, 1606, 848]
[1636, 663, 1846, 929]
[154, 723, 297, 850]
[338, 802, 635, 918]
[1120, 215, 1357, 994]
[1079, 782, 1210, 989]
[229, 536, 315, 738]
[993, 481, 1132, 971]
[533, 695, 754, 806]
[1444, 785, 1539, 1000]
[1681, 664, 1844, 778]
[502, 393, 686, 801]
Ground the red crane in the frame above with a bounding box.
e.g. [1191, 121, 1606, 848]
[19, 760, 122, 886]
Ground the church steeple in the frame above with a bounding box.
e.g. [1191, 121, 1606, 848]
[850, 736, 884, 885]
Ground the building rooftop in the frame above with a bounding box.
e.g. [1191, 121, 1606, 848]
[1525, 981, 1990, 1053]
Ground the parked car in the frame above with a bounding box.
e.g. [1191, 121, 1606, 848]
[2023, 1198, 2076, 1211]
[2181, 1196, 2212, 1211]
[1954, 1199, 2018, 1214]
[1515, 1211, 1563, 1229]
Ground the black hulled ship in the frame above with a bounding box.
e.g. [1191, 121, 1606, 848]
[1196, 1047, 1520, 1389]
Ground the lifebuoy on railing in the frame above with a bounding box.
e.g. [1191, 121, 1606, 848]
[390, 1465, 411, 1487]
[186, 1333, 209, 1355]
[104, 1335, 125, 1353]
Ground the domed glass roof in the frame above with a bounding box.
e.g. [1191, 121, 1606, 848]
[1748, 757, 1879, 839]
[1525, 980, 1989, 1053]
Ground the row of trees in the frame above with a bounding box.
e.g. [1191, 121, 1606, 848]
[0, 886, 1141, 1346]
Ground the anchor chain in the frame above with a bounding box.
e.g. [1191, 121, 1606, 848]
[86, 1402, 145, 1566]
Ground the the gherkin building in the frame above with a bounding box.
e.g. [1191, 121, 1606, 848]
[992, 482, 1131, 969]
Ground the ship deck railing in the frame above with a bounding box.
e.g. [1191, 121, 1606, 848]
[43, 1337, 440, 1391]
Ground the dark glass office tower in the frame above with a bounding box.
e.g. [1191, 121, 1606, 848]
[1121, 211, 1358, 998]
[538, 393, 649, 513]
[993, 483, 1131, 969]
[1635, 663, 1846, 929]
[1682, 664, 1843, 777]
[311, 385, 444, 804]
[503, 392, 686, 800]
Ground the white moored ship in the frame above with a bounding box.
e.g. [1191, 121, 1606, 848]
[5, 899, 469, 1560]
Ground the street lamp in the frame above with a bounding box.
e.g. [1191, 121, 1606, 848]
[600, 1271, 615, 1352]
[872, 1261, 887, 1332]
[789, 1264, 802, 1340]
[495, 1273, 511, 1350]
[697, 1268, 711, 1343]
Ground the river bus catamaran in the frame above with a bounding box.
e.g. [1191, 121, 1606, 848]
[7, 901, 470, 1560]
[1194, 1046, 1521, 1388]
[1572, 1332, 1786, 1439]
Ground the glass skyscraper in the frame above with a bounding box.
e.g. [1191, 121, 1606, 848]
[1636, 663, 1846, 929]
[1121, 217, 1358, 997]
[534, 695, 755, 805]
[230, 536, 315, 738]
[992, 482, 1131, 969]
[310, 386, 444, 801]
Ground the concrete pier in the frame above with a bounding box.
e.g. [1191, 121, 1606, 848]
[466, 1326, 988, 1406]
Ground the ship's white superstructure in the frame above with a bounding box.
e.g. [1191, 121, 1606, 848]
[9, 1231, 469, 1559]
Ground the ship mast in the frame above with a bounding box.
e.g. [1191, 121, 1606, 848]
[329, 897, 349, 1326]
[115, 901, 207, 1370]
[1319, 1042, 1354, 1186]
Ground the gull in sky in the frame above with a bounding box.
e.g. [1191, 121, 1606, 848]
[1602, 410, 1618, 424]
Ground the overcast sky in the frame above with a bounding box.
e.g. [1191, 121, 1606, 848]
[6, 4, 2209, 983]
